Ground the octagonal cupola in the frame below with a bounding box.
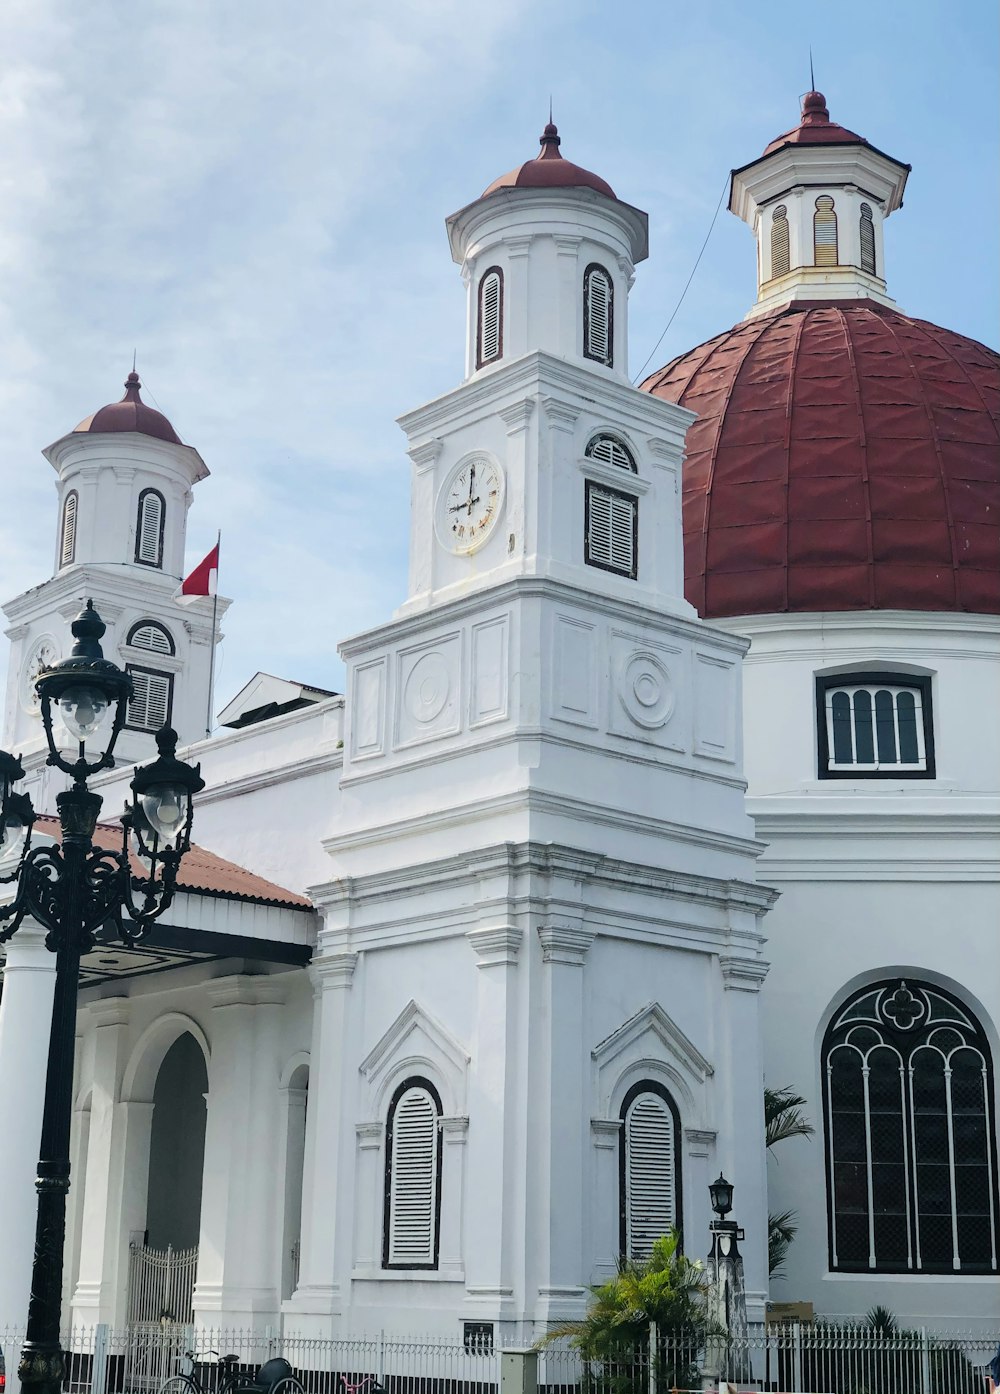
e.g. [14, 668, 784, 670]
[730, 91, 910, 319]
[446, 122, 648, 380]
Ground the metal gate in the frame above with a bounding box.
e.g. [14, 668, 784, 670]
[126, 1241, 198, 1324]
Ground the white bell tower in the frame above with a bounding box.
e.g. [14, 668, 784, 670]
[2, 372, 229, 795]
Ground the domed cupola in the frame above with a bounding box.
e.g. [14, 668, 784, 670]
[446, 121, 648, 380]
[73, 370, 182, 444]
[729, 90, 910, 318]
[642, 95, 1000, 623]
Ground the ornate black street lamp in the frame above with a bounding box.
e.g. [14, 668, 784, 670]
[0, 601, 204, 1394]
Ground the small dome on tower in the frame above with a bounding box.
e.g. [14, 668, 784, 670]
[73, 371, 182, 445]
[761, 89, 866, 156]
[482, 122, 617, 199]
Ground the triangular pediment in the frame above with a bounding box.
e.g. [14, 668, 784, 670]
[360, 999, 470, 1112]
[592, 1001, 713, 1083]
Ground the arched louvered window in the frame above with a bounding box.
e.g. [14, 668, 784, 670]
[60, 491, 79, 568]
[135, 489, 165, 568]
[823, 978, 998, 1275]
[383, 1077, 441, 1269]
[770, 206, 790, 279]
[585, 434, 636, 472]
[620, 1081, 682, 1260]
[813, 196, 839, 267]
[127, 620, 175, 656]
[859, 202, 876, 276]
[817, 672, 935, 778]
[125, 665, 173, 732]
[583, 264, 614, 367]
[477, 267, 503, 368]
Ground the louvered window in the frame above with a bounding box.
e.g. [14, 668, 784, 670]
[585, 434, 636, 472]
[477, 267, 503, 368]
[813, 196, 838, 266]
[60, 491, 78, 568]
[859, 203, 876, 276]
[135, 489, 165, 568]
[817, 672, 934, 778]
[383, 1078, 441, 1269]
[127, 621, 175, 655]
[620, 1083, 682, 1260]
[586, 481, 636, 579]
[824, 978, 998, 1275]
[126, 665, 173, 732]
[583, 264, 613, 366]
[770, 206, 790, 279]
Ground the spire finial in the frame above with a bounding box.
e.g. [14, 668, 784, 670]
[809, 47, 815, 92]
[549, 94, 553, 125]
[132, 347, 137, 374]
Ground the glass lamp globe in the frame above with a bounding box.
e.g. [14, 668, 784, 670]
[141, 784, 189, 847]
[57, 684, 110, 742]
[0, 809, 28, 862]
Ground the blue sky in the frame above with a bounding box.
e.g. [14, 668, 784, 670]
[0, 0, 996, 712]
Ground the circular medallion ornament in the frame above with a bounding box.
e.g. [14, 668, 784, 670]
[403, 652, 451, 724]
[618, 651, 674, 729]
[435, 454, 505, 555]
[20, 635, 60, 715]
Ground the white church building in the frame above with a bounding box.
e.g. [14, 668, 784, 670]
[0, 90, 997, 1344]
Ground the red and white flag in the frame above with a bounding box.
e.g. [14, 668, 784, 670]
[173, 540, 219, 605]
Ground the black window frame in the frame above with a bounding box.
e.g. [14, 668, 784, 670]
[583, 263, 614, 367]
[619, 1079, 683, 1260]
[126, 619, 176, 656]
[135, 487, 166, 569]
[585, 479, 638, 580]
[125, 662, 174, 733]
[476, 266, 504, 369]
[816, 671, 935, 780]
[381, 1075, 443, 1272]
[822, 977, 999, 1276]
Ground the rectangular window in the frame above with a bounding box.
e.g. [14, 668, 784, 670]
[586, 481, 637, 579]
[816, 673, 934, 779]
[126, 665, 173, 732]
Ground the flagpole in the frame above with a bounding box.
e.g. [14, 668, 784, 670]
[205, 530, 221, 740]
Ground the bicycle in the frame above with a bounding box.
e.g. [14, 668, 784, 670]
[339, 1374, 386, 1394]
[158, 1350, 305, 1394]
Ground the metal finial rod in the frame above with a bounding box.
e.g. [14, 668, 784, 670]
[809, 47, 815, 91]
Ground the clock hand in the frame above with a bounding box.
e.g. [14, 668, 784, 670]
[450, 498, 480, 513]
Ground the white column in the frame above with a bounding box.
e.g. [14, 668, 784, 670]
[193, 975, 285, 1329]
[283, 951, 357, 1336]
[718, 953, 770, 1323]
[277, 1080, 309, 1302]
[72, 998, 130, 1325]
[0, 920, 57, 1330]
[534, 920, 594, 1325]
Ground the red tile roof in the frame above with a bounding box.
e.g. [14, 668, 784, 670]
[761, 90, 865, 157]
[483, 123, 616, 200]
[74, 372, 181, 445]
[643, 301, 1000, 620]
[33, 814, 312, 910]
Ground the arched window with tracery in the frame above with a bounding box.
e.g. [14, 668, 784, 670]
[813, 196, 839, 266]
[770, 206, 789, 279]
[859, 202, 876, 276]
[382, 1077, 442, 1269]
[477, 267, 503, 368]
[135, 488, 165, 568]
[823, 978, 998, 1275]
[583, 264, 614, 366]
[60, 491, 78, 568]
[620, 1081, 682, 1260]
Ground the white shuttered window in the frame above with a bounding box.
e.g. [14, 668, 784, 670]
[60, 491, 78, 567]
[477, 268, 503, 367]
[859, 203, 876, 276]
[385, 1081, 440, 1268]
[128, 622, 174, 655]
[586, 482, 636, 578]
[623, 1087, 679, 1261]
[584, 265, 613, 366]
[136, 489, 165, 567]
[813, 196, 838, 266]
[126, 666, 172, 732]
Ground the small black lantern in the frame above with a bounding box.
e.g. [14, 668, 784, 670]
[35, 600, 133, 781]
[0, 749, 34, 870]
[710, 1173, 734, 1220]
[128, 727, 205, 861]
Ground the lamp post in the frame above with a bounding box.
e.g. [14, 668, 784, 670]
[0, 601, 204, 1394]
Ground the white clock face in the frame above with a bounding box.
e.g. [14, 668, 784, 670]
[20, 636, 59, 714]
[437, 455, 505, 555]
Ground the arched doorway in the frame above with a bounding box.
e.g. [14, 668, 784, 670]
[146, 1032, 208, 1249]
[280, 1062, 309, 1301]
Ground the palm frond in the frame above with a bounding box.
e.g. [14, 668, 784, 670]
[764, 1085, 815, 1149]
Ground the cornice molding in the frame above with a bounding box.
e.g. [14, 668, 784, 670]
[537, 923, 596, 965]
[466, 925, 522, 967]
[719, 955, 770, 992]
[309, 952, 358, 990]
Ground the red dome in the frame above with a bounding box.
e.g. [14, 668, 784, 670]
[642, 301, 1000, 619]
[483, 122, 616, 200]
[74, 371, 181, 444]
[760, 89, 865, 157]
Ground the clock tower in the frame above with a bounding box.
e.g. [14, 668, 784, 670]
[289, 126, 773, 1338]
